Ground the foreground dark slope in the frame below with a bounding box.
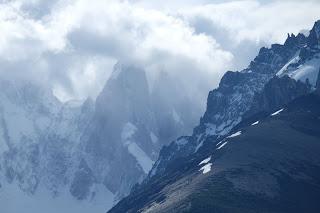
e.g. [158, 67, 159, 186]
[109, 88, 320, 213]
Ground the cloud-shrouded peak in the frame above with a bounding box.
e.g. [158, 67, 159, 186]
[0, 0, 319, 104]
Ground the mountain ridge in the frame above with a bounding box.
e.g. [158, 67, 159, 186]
[108, 20, 320, 213]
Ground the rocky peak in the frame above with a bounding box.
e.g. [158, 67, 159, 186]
[284, 32, 307, 48]
[81, 62, 159, 199]
[96, 62, 150, 120]
[147, 21, 319, 181]
[307, 20, 320, 47]
[249, 37, 304, 75]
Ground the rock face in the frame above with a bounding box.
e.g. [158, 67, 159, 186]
[80, 63, 158, 198]
[244, 75, 311, 118]
[109, 92, 320, 213]
[307, 20, 320, 47]
[78, 62, 201, 200]
[278, 21, 320, 86]
[109, 20, 320, 213]
[146, 20, 320, 180]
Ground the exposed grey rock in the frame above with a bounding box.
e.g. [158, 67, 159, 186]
[148, 20, 312, 180]
[245, 75, 311, 118]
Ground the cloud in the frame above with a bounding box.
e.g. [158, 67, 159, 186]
[178, 0, 320, 68]
[0, 0, 319, 103]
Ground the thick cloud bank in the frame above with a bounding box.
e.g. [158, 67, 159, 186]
[0, 0, 319, 103]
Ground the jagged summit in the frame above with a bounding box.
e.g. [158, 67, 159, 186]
[284, 32, 307, 47]
[109, 20, 320, 213]
[141, 19, 320, 185]
[308, 20, 320, 47]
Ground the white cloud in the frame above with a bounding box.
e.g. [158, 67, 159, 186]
[178, 0, 320, 68]
[180, 0, 320, 43]
[0, 0, 319, 102]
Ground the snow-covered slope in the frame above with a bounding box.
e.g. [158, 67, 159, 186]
[277, 21, 320, 86]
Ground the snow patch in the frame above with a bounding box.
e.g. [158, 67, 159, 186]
[216, 140, 224, 147]
[277, 54, 300, 76]
[271, 108, 284, 116]
[227, 131, 242, 138]
[216, 141, 228, 150]
[291, 65, 320, 86]
[121, 122, 154, 173]
[251, 121, 259, 126]
[127, 142, 154, 174]
[199, 156, 211, 165]
[277, 53, 320, 86]
[199, 163, 212, 174]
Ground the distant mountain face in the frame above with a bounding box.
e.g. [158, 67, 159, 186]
[78, 64, 158, 200]
[0, 79, 105, 213]
[109, 21, 320, 213]
[0, 63, 200, 211]
[79, 62, 200, 200]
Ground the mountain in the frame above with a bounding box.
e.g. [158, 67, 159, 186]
[0, 62, 200, 212]
[79, 63, 158, 200]
[243, 75, 311, 119]
[109, 85, 320, 213]
[79, 62, 201, 200]
[0, 79, 110, 213]
[1, 17, 319, 213]
[109, 20, 320, 213]
[146, 20, 320, 180]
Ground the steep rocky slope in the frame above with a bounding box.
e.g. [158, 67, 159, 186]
[109, 20, 320, 213]
[147, 20, 320, 180]
[109, 72, 320, 213]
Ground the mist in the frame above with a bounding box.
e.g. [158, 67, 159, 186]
[0, 0, 319, 107]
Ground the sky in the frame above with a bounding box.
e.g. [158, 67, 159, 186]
[0, 0, 319, 102]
